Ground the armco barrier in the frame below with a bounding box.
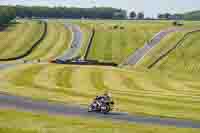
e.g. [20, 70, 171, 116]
[148, 29, 200, 69]
[0, 21, 47, 61]
[83, 28, 95, 60]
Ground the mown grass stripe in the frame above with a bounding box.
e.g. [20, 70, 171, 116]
[29, 23, 59, 60]
[90, 69, 109, 91]
[4, 64, 45, 87]
[1, 64, 200, 120]
[55, 67, 74, 88]
[104, 70, 200, 108]
[111, 29, 121, 62]
[0, 23, 27, 54]
[70, 67, 95, 100]
[0, 22, 30, 57]
[103, 30, 113, 61]
[24, 22, 71, 61]
[50, 24, 71, 58]
[0, 21, 43, 58]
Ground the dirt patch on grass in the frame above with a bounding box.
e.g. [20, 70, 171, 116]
[0, 25, 8, 31]
[0, 22, 20, 32]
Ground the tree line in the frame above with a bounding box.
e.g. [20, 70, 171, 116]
[157, 13, 183, 20]
[129, 10, 200, 20]
[0, 4, 199, 24]
[183, 10, 200, 20]
[129, 11, 144, 19]
[15, 6, 127, 19]
[0, 6, 16, 26]
[157, 12, 200, 20]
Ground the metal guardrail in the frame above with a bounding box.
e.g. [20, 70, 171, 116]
[83, 28, 95, 60]
[0, 21, 47, 61]
[148, 29, 200, 69]
[120, 28, 183, 67]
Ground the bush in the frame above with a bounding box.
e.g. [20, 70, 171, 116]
[113, 25, 119, 29]
[120, 26, 125, 30]
[172, 21, 184, 26]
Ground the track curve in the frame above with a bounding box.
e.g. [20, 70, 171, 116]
[121, 27, 184, 66]
[148, 29, 200, 68]
[0, 23, 83, 70]
[0, 93, 200, 128]
[55, 23, 83, 61]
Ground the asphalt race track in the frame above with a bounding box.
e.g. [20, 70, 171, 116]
[55, 23, 83, 61]
[121, 27, 183, 66]
[0, 93, 200, 128]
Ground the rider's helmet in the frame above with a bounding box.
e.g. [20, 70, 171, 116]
[103, 91, 114, 105]
[103, 91, 111, 98]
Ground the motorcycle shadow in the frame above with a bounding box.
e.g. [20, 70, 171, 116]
[90, 111, 128, 116]
[108, 112, 128, 116]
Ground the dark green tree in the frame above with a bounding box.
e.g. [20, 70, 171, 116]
[0, 6, 16, 26]
[129, 11, 136, 19]
[14, 6, 126, 19]
[137, 12, 144, 19]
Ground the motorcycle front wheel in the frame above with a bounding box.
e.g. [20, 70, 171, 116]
[88, 105, 93, 112]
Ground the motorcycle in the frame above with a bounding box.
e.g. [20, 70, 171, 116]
[88, 98, 114, 114]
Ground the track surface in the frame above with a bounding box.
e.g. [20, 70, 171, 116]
[121, 27, 183, 66]
[0, 60, 25, 70]
[0, 64, 15, 69]
[55, 23, 83, 61]
[0, 93, 200, 128]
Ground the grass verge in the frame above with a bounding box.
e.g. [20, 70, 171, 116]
[0, 109, 199, 133]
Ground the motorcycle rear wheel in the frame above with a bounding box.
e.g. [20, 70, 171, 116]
[100, 104, 110, 114]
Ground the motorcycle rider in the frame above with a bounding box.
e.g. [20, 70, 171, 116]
[94, 91, 114, 107]
[88, 91, 115, 113]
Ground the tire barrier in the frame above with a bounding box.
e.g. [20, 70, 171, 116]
[148, 29, 200, 69]
[51, 59, 118, 67]
[0, 21, 47, 61]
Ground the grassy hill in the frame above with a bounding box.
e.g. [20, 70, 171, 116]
[74, 20, 172, 63]
[0, 21, 44, 59]
[24, 21, 71, 61]
[0, 21, 200, 120]
[1, 20, 200, 132]
[0, 20, 72, 62]
[136, 31, 187, 68]
[136, 29, 200, 71]
[155, 31, 200, 72]
[1, 64, 200, 121]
